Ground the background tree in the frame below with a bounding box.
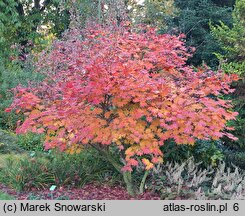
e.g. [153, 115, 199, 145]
[0, 0, 116, 130]
[172, 0, 233, 68]
[125, 0, 178, 32]
[0, 0, 70, 62]
[212, 0, 235, 7]
[211, 0, 245, 167]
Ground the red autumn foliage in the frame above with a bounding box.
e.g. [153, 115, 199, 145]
[8, 24, 239, 171]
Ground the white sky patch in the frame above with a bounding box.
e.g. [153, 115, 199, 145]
[30, 0, 45, 7]
[136, 0, 145, 5]
[23, 0, 45, 14]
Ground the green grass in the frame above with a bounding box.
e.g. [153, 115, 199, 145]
[0, 192, 15, 200]
[0, 153, 29, 169]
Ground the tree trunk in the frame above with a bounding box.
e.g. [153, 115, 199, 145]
[122, 171, 135, 197]
[90, 144, 136, 196]
[139, 170, 149, 194]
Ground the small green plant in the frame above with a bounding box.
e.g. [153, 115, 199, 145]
[0, 192, 15, 200]
[17, 132, 44, 152]
[55, 195, 70, 200]
[26, 193, 70, 200]
[27, 193, 45, 200]
[193, 140, 224, 167]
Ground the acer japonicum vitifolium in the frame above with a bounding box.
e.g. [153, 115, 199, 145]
[8, 24, 239, 177]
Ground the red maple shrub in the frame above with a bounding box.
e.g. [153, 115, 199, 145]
[8, 24, 239, 188]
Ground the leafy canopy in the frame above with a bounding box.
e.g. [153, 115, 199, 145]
[211, 0, 245, 151]
[0, 0, 70, 61]
[173, 0, 233, 68]
[8, 24, 238, 171]
[211, 0, 245, 74]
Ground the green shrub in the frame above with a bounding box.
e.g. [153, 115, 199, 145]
[0, 129, 24, 154]
[224, 151, 245, 169]
[211, 0, 245, 160]
[221, 100, 245, 151]
[17, 133, 44, 152]
[193, 140, 224, 167]
[160, 139, 192, 163]
[161, 139, 224, 167]
[0, 60, 44, 130]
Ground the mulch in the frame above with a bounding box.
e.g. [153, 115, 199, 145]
[0, 183, 161, 200]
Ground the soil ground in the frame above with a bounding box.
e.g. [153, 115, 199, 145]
[0, 183, 161, 200]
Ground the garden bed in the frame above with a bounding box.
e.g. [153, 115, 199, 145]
[0, 183, 160, 200]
